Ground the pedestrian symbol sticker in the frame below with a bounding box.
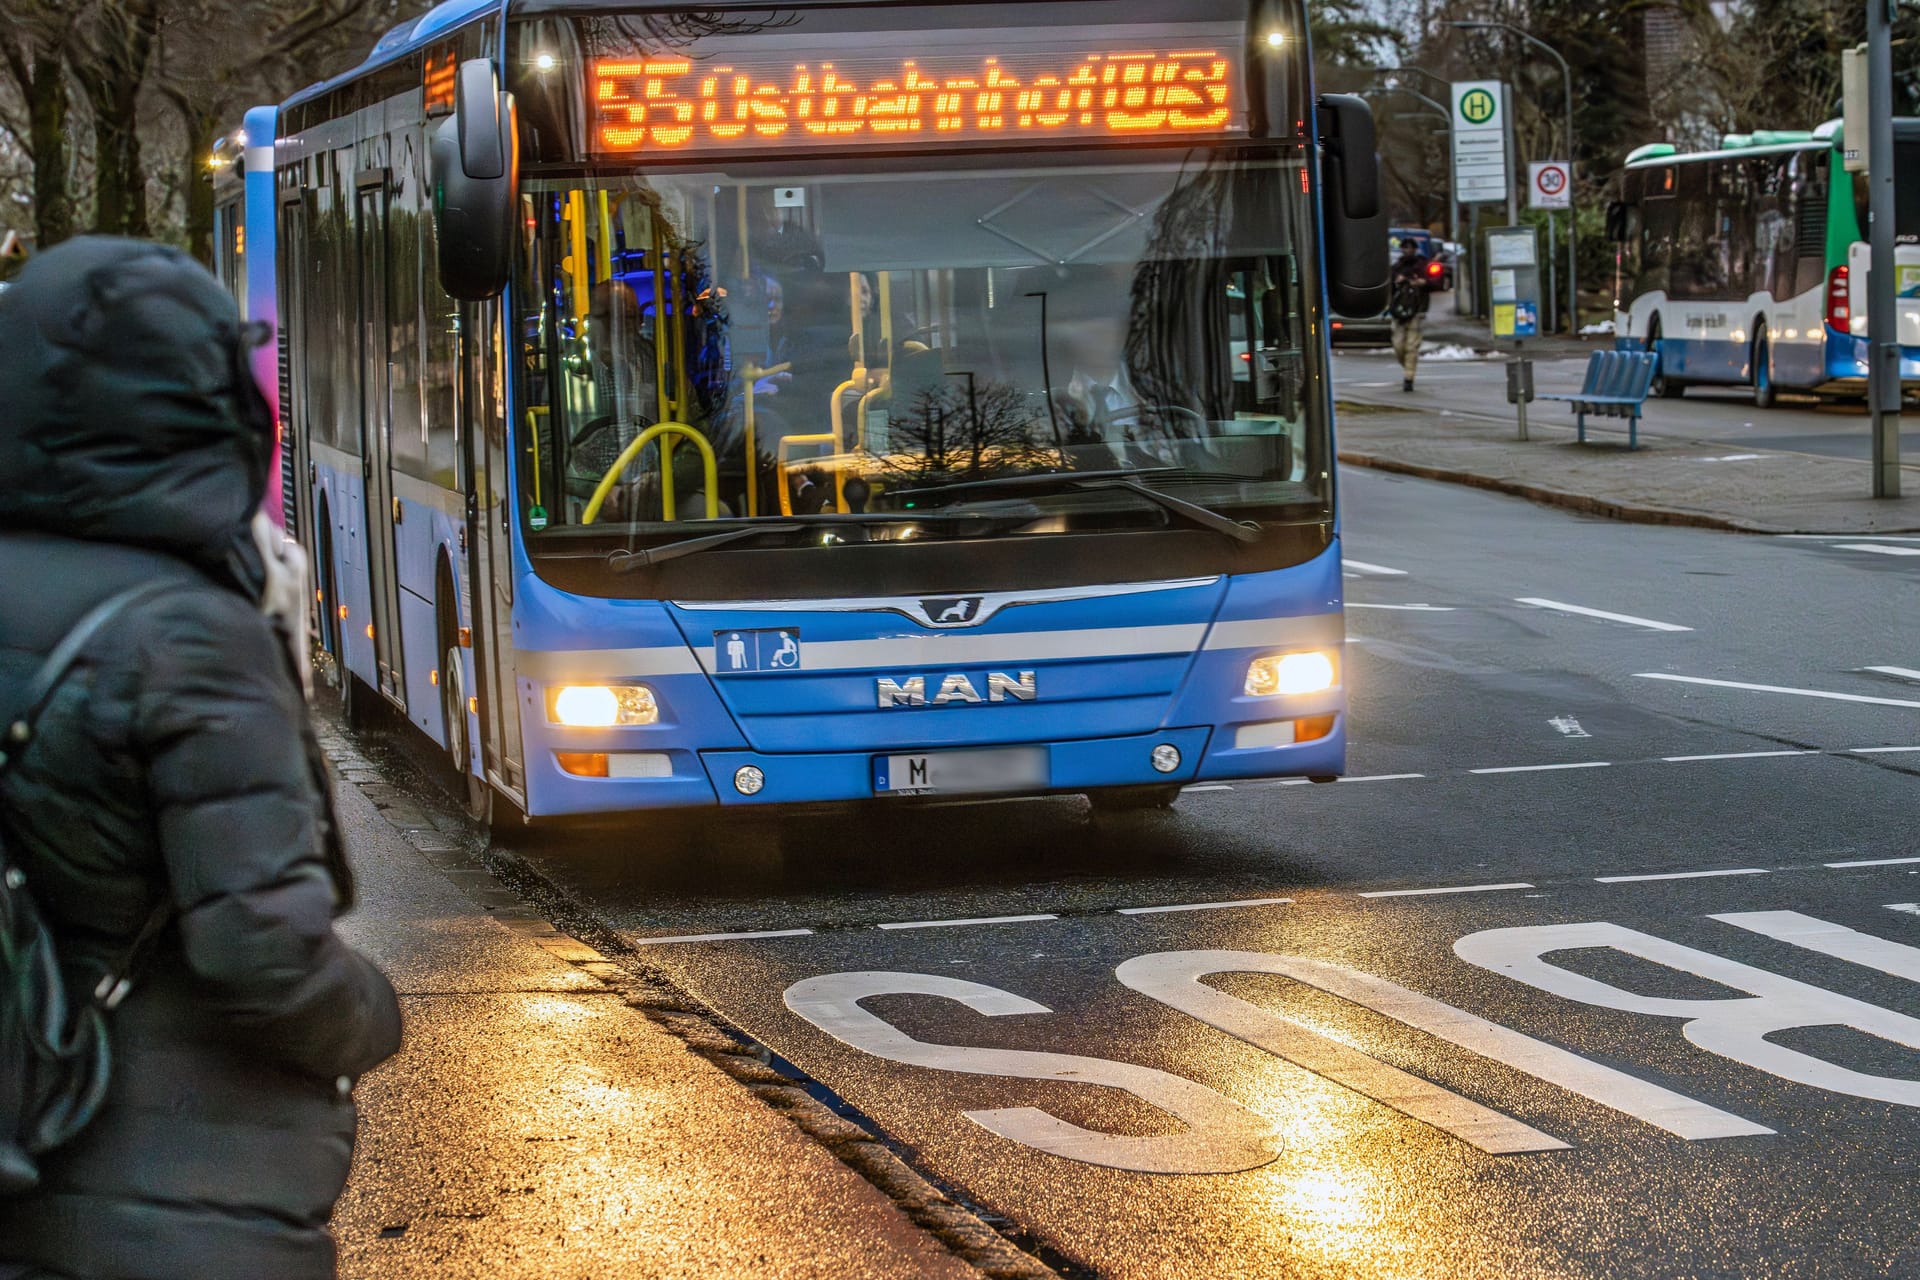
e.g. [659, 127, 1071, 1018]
[715, 629, 802, 673]
[1459, 88, 1496, 125]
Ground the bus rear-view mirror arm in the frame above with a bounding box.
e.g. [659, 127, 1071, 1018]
[1315, 94, 1389, 319]
[432, 58, 520, 302]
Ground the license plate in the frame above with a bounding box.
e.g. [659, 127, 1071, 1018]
[875, 747, 1048, 797]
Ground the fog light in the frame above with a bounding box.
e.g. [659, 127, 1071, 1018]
[556, 751, 609, 778]
[1151, 744, 1181, 774]
[548, 684, 658, 727]
[734, 765, 766, 795]
[1245, 650, 1338, 697]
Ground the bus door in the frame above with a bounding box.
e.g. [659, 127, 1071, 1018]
[464, 300, 524, 797]
[355, 171, 406, 707]
[276, 190, 316, 581]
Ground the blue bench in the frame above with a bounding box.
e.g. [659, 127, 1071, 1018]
[1538, 350, 1656, 449]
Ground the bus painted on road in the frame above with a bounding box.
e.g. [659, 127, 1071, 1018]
[1610, 119, 1920, 404]
[233, 0, 1386, 820]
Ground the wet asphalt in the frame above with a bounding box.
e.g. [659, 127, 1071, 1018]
[446, 463, 1920, 1278]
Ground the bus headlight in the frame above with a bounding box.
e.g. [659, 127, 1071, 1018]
[1245, 651, 1337, 697]
[549, 684, 659, 726]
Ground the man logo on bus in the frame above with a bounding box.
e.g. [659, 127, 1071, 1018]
[1459, 88, 1496, 126]
[923, 597, 982, 626]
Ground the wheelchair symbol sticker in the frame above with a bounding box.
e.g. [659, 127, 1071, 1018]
[716, 629, 802, 673]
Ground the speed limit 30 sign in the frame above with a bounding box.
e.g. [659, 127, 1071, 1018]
[1529, 161, 1571, 210]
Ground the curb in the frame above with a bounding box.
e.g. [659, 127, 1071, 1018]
[1337, 449, 1920, 536]
[317, 718, 1061, 1280]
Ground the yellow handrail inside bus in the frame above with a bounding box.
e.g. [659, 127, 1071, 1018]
[524, 406, 547, 505]
[776, 372, 862, 516]
[581, 422, 718, 525]
[739, 360, 790, 519]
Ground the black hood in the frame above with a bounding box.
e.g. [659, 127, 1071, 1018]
[0, 237, 274, 591]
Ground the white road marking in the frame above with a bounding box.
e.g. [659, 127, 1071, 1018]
[784, 971, 1281, 1174]
[1660, 750, 1821, 762]
[1358, 882, 1534, 898]
[635, 928, 813, 945]
[1182, 784, 1234, 792]
[1714, 911, 1920, 983]
[1344, 558, 1408, 576]
[1778, 534, 1920, 541]
[877, 914, 1058, 931]
[1888, 903, 1920, 917]
[1825, 856, 1920, 868]
[1348, 602, 1456, 611]
[1864, 666, 1920, 681]
[1122, 950, 1768, 1144]
[1117, 951, 1571, 1153]
[1635, 673, 1920, 709]
[1549, 716, 1591, 738]
[1338, 772, 1426, 783]
[1835, 543, 1920, 556]
[1455, 920, 1920, 1108]
[1516, 598, 1693, 632]
[1117, 897, 1294, 916]
[1595, 868, 1769, 883]
[1470, 762, 1612, 774]
[1852, 745, 1920, 754]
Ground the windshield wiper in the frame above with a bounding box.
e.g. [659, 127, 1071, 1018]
[607, 523, 805, 572]
[893, 471, 1261, 545]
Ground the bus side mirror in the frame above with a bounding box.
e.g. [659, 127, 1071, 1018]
[1605, 200, 1630, 244]
[433, 59, 519, 302]
[1316, 94, 1390, 317]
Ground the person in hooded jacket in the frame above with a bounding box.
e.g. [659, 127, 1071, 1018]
[0, 238, 402, 1279]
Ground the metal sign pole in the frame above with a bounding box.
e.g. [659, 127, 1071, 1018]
[1868, 0, 1902, 497]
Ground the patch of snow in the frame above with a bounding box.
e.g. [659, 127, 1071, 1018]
[1418, 343, 1486, 361]
[1579, 320, 1616, 336]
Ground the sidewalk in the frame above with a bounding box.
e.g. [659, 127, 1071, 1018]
[318, 725, 1041, 1280]
[1336, 400, 1920, 535]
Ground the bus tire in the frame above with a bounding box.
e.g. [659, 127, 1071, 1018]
[1752, 332, 1777, 409]
[443, 641, 491, 823]
[1648, 320, 1684, 398]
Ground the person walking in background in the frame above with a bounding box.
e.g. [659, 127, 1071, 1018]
[1388, 236, 1433, 393]
[0, 238, 401, 1280]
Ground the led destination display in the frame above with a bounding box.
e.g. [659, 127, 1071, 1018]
[589, 29, 1246, 154]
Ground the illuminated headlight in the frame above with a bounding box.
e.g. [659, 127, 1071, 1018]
[548, 684, 658, 726]
[1245, 651, 1338, 697]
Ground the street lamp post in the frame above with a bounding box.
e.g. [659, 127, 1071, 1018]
[1448, 21, 1577, 334]
[1360, 81, 1459, 268]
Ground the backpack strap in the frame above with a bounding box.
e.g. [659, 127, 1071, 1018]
[2, 582, 174, 777]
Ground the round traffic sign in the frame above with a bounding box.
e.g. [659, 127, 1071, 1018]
[1535, 164, 1568, 196]
[1459, 88, 1497, 125]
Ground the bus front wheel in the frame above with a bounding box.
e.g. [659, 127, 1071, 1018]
[1752, 332, 1777, 409]
[1648, 321, 1685, 398]
[443, 642, 491, 823]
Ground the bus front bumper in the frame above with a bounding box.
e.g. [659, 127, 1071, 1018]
[524, 717, 1345, 814]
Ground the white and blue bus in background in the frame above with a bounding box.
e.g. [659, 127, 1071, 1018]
[1609, 119, 1920, 405]
[223, 0, 1386, 823]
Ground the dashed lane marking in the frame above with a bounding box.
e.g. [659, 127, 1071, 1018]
[1826, 856, 1920, 869]
[1339, 773, 1427, 783]
[636, 928, 815, 945]
[1516, 598, 1693, 632]
[1662, 750, 1822, 762]
[1835, 543, 1920, 556]
[1344, 559, 1409, 576]
[1349, 603, 1457, 612]
[1864, 666, 1920, 681]
[1852, 746, 1920, 754]
[877, 914, 1058, 931]
[1595, 868, 1769, 883]
[1635, 673, 1920, 709]
[1888, 904, 1920, 917]
[1181, 784, 1234, 793]
[1357, 882, 1535, 899]
[1470, 762, 1612, 775]
[1116, 897, 1294, 916]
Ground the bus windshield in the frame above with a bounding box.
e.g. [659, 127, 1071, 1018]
[513, 147, 1326, 548]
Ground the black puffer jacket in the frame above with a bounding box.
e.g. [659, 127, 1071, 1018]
[0, 239, 402, 1279]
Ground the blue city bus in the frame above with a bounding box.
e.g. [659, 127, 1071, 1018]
[238, 0, 1386, 821]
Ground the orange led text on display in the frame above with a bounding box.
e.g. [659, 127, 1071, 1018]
[591, 50, 1237, 152]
